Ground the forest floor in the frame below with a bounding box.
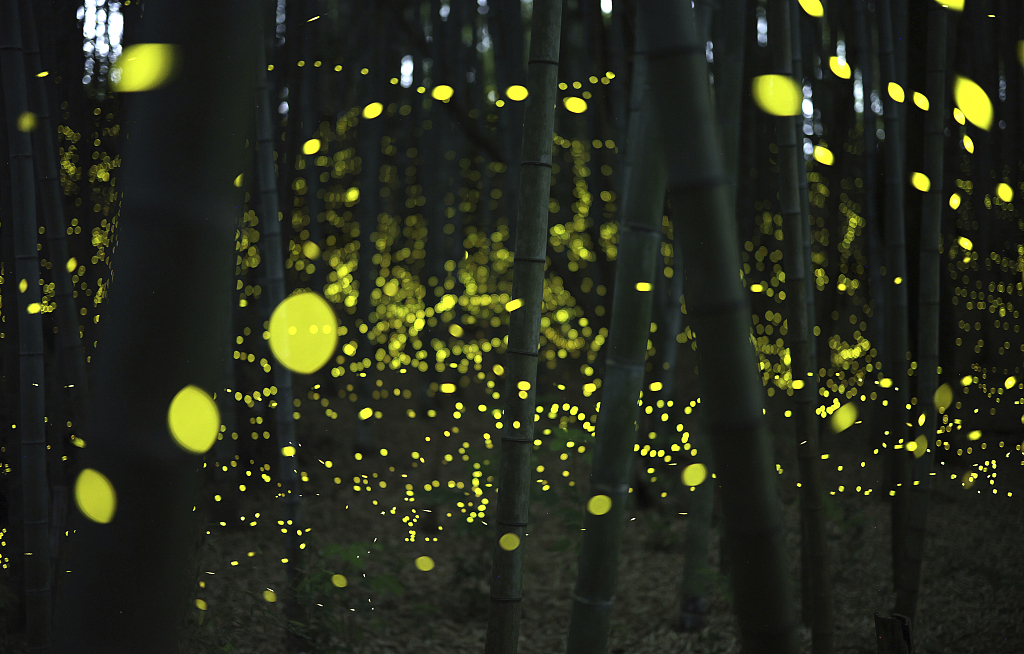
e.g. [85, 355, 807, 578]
[1, 358, 1022, 653]
[170, 360, 1024, 654]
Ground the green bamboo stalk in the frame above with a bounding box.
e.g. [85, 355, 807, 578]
[483, 1, 561, 652]
[51, 0, 256, 649]
[895, 1, 948, 621]
[565, 41, 667, 654]
[769, 1, 833, 651]
[877, 0, 913, 600]
[20, 0, 90, 438]
[1, 0, 51, 647]
[642, 1, 799, 652]
[254, 16, 307, 645]
[678, 416, 716, 632]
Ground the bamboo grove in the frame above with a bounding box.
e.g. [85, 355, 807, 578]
[0, 0, 1022, 652]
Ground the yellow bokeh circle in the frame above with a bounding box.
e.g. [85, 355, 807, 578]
[431, 85, 454, 101]
[168, 385, 220, 454]
[681, 463, 708, 487]
[830, 401, 858, 433]
[263, 589, 277, 603]
[331, 574, 348, 587]
[302, 138, 321, 155]
[953, 76, 993, 130]
[563, 97, 588, 114]
[587, 494, 611, 515]
[415, 556, 435, 571]
[499, 533, 521, 551]
[362, 102, 383, 119]
[506, 85, 528, 101]
[75, 468, 117, 524]
[268, 292, 338, 374]
[933, 383, 953, 413]
[751, 75, 801, 116]
[112, 43, 178, 93]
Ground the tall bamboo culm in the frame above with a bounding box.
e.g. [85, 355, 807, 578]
[895, 0, 949, 622]
[769, 1, 834, 652]
[51, 0, 256, 650]
[641, 1, 799, 652]
[1, 0, 51, 648]
[483, 1, 562, 653]
[565, 38, 667, 654]
[254, 17, 306, 644]
[877, 0, 913, 599]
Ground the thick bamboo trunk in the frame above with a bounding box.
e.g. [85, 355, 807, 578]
[894, 1, 949, 621]
[565, 41, 667, 654]
[769, 1, 834, 652]
[51, 1, 256, 650]
[642, 2, 799, 652]
[483, 2, 562, 653]
[1, 0, 51, 648]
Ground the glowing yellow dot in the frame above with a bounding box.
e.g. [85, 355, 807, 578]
[750, 283, 764, 292]
[649, 381, 663, 392]
[112, 43, 178, 92]
[913, 92, 929, 111]
[961, 375, 972, 386]
[792, 379, 805, 389]
[888, 82, 905, 103]
[563, 97, 588, 113]
[681, 463, 707, 487]
[953, 107, 965, 125]
[415, 556, 434, 571]
[492, 364, 505, 376]
[268, 292, 338, 374]
[953, 76, 992, 130]
[751, 75, 801, 116]
[505, 298, 523, 312]
[345, 187, 360, 202]
[440, 383, 456, 394]
[362, 102, 383, 119]
[799, 0, 824, 16]
[17, 112, 37, 132]
[879, 378, 893, 388]
[967, 430, 982, 441]
[358, 407, 373, 420]
[263, 589, 277, 602]
[934, 383, 953, 413]
[957, 236, 972, 250]
[195, 599, 207, 611]
[26, 303, 41, 314]
[233, 173, 244, 187]
[635, 282, 652, 292]
[499, 533, 520, 551]
[997, 183, 1013, 203]
[331, 574, 347, 587]
[963, 135, 974, 153]
[449, 324, 464, 338]
[302, 241, 321, 260]
[74, 468, 116, 524]
[506, 85, 529, 101]
[587, 494, 612, 515]
[813, 146, 834, 166]
[66, 257, 78, 274]
[939, 0, 964, 10]
[830, 402, 858, 433]
[18, 279, 27, 293]
[431, 85, 454, 101]
[282, 446, 296, 456]
[167, 385, 219, 454]
[517, 381, 531, 391]
[828, 57, 850, 79]
[1005, 376, 1017, 390]
[950, 193, 962, 210]
[301, 139, 321, 156]
[910, 172, 930, 192]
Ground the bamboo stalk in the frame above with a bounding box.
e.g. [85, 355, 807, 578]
[769, 1, 834, 650]
[51, 0, 256, 649]
[1, 0, 51, 648]
[254, 18, 306, 644]
[877, 0, 913, 600]
[565, 39, 667, 654]
[642, 1, 799, 651]
[895, 0, 948, 621]
[483, 2, 562, 652]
